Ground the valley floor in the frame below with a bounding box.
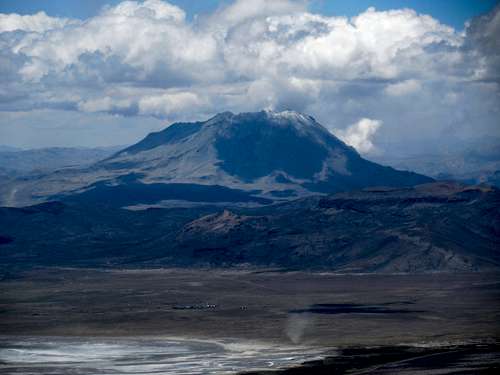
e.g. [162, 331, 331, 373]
[0, 268, 499, 373]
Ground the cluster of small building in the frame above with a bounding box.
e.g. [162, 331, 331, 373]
[172, 303, 217, 310]
[172, 303, 249, 311]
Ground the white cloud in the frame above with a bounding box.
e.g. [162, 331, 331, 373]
[138, 92, 206, 117]
[0, 11, 74, 33]
[14, 1, 218, 83]
[9, 1, 463, 85]
[335, 118, 382, 154]
[0, 1, 498, 150]
[384, 79, 421, 96]
[78, 96, 133, 113]
[211, 0, 305, 26]
[104, 0, 186, 22]
[221, 7, 460, 82]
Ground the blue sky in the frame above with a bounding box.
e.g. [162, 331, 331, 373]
[0, 0, 498, 29]
[310, 0, 499, 29]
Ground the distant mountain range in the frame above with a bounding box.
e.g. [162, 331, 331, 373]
[373, 137, 500, 187]
[0, 111, 431, 207]
[0, 146, 122, 176]
[1, 111, 498, 273]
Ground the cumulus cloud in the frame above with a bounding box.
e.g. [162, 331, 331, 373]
[138, 91, 206, 117]
[0, 0, 498, 150]
[105, 0, 186, 22]
[14, 0, 218, 83]
[211, 0, 305, 26]
[335, 118, 382, 154]
[0, 11, 74, 33]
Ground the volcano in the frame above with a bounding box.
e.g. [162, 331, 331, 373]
[0, 110, 432, 207]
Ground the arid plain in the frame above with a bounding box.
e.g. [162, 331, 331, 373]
[1, 268, 499, 373]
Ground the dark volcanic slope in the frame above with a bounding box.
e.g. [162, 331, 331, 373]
[0, 110, 431, 207]
[102, 110, 432, 195]
[176, 182, 500, 272]
[0, 182, 498, 273]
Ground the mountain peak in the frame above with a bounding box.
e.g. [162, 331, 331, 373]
[261, 109, 320, 129]
[209, 109, 315, 124]
[211, 111, 235, 121]
[0, 110, 433, 207]
[100, 109, 431, 198]
[263, 109, 312, 121]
